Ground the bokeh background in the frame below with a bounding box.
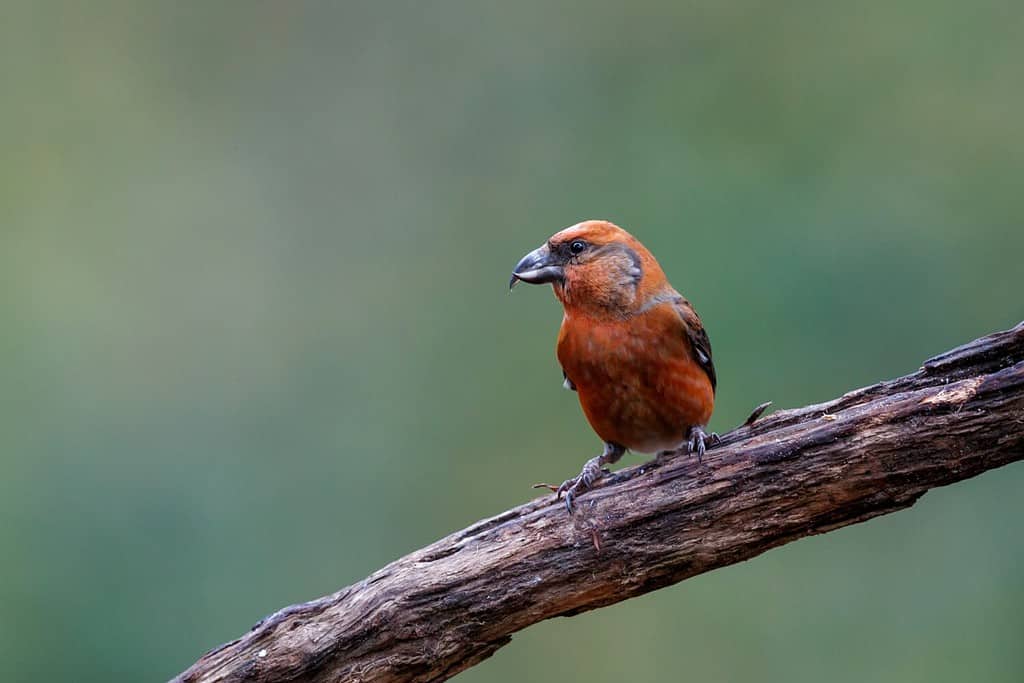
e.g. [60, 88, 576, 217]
[3, 2, 1023, 681]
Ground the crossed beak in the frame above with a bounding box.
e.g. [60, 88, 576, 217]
[509, 244, 565, 290]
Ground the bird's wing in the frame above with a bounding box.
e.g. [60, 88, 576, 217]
[673, 297, 716, 393]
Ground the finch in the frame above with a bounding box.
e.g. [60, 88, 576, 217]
[510, 220, 717, 512]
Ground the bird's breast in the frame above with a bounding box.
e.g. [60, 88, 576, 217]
[557, 313, 714, 453]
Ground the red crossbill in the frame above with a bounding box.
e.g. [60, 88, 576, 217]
[510, 220, 717, 512]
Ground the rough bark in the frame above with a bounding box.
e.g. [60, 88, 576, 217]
[174, 322, 1024, 683]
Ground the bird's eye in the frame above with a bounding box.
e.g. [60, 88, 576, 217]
[569, 240, 587, 255]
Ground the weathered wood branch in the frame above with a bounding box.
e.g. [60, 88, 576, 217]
[174, 322, 1024, 683]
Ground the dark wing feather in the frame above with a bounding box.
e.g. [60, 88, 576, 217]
[674, 297, 716, 393]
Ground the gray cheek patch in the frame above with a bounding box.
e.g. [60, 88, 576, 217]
[592, 243, 643, 291]
[625, 247, 643, 287]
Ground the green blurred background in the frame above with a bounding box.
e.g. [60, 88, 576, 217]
[2, 2, 1022, 681]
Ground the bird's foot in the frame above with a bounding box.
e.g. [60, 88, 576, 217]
[551, 456, 609, 513]
[686, 426, 720, 463]
[532, 442, 625, 514]
[535, 457, 609, 513]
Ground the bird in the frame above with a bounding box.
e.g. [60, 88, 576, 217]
[510, 219, 717, 512]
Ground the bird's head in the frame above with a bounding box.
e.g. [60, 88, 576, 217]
[510, 220, 669, 317]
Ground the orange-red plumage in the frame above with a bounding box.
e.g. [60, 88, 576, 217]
[511, 220, 716, 511]
[558, 304, 713, 453]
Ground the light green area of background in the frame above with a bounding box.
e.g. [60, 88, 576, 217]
[2, 2, 1022, 681]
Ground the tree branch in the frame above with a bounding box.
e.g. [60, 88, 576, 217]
[174, 322, 1024, 683]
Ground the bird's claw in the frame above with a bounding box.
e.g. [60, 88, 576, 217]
[687, 426, 719, 463]
[533, 467, 610, 501]
[553, 456, 606, 513]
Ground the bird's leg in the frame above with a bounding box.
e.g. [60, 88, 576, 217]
[553, 442, 625, 514]
[686, 425, 720, 463]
